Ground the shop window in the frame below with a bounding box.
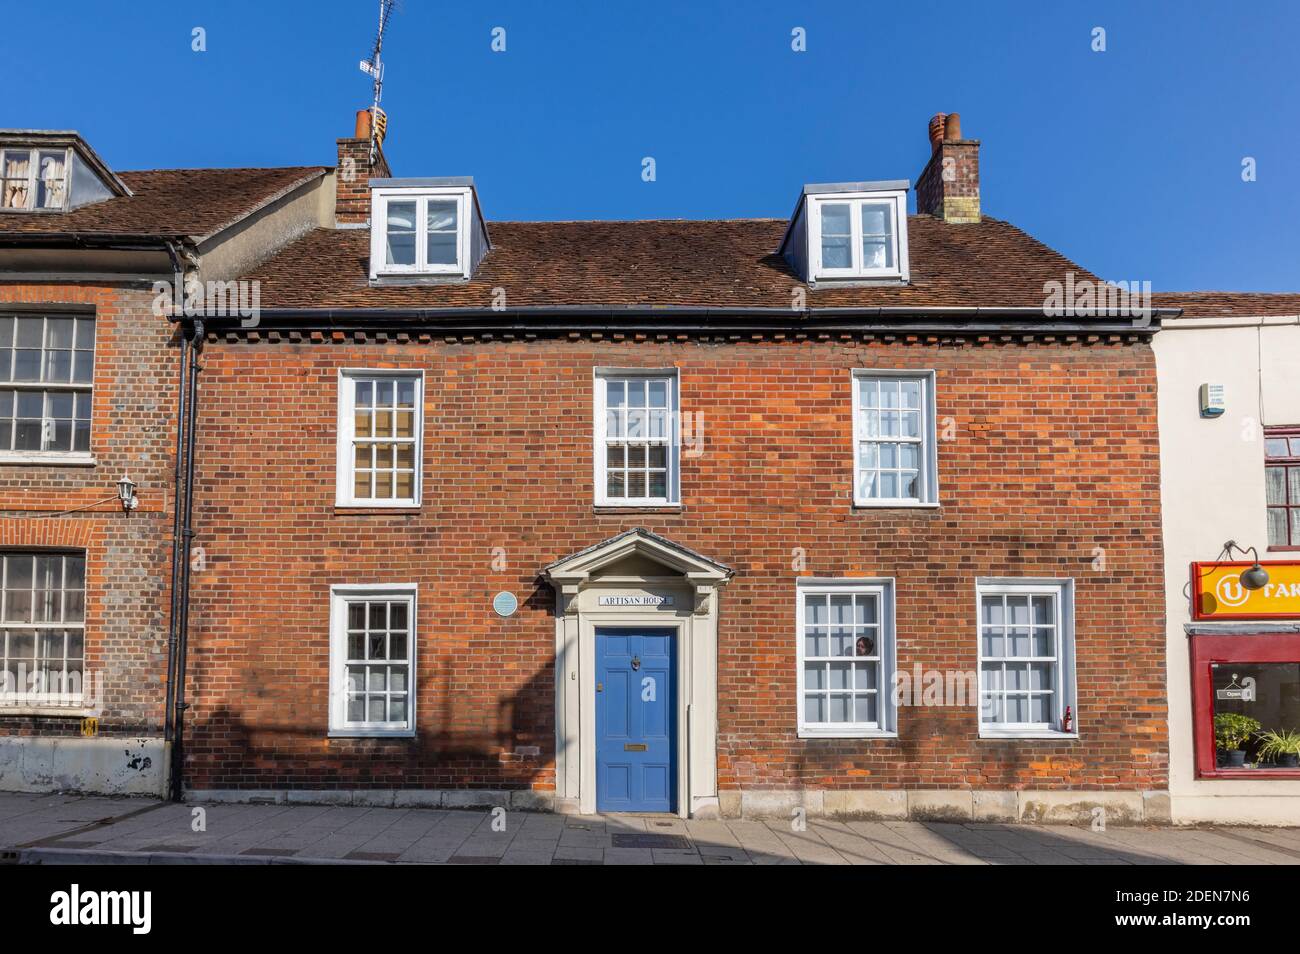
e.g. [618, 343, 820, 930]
[1190, 634, 1300, 777]
[1265, 426, 1300, 548]
[1211, 663, 1300, 769]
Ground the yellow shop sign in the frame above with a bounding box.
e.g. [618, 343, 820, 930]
[1192, 561, 1300, 620]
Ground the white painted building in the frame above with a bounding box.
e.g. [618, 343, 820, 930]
[1154, 294, 1300, 824]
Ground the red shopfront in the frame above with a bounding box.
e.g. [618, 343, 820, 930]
[1190, 561, 1300, 779]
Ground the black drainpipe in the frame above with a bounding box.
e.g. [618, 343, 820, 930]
[163, 331, 188, 750]
[160, 246, 188, 800]
[169, 315, 204, 803]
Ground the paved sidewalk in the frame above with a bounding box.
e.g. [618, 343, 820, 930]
[2, 792, 1299, 865]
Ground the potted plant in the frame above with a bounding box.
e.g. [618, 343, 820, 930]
[1214, 713, 1261, 767]
[1255, 728, 1300, 768]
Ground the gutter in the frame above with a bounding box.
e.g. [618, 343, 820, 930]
[1158, 314, 1300, 331]
[201, 304, 1181, 336]
[0, 232, 191, 250]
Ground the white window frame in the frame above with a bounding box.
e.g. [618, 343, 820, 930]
[335, 369, 424, 508]
[0, 312, 96, 465]
[796, 578, 897, 739]
[852, 369, 938, 508]
[369, 186, 471, 279]
[975, 578, 1077, 740]
[329, 583, 418, 737]
[593, 368, 680, 507]
[0, 551, 86, 708]
[0, 146, 71, 212]
[808, 190, 909, 282]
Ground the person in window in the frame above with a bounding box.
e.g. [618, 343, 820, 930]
[856, 635, 874, 657]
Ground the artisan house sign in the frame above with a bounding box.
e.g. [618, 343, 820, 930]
[597, 595, 675, 607]
[1192, 561, 1300, 620]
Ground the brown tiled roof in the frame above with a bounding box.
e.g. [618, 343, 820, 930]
[1151, 292, 1300, 318]
[244, 215, 1107, 310]
[0, 166, 327, 241]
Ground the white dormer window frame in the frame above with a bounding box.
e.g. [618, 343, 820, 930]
[369, 185, 471, 280]
[0, 146, 72, 212]
[808, 189, 909, 282]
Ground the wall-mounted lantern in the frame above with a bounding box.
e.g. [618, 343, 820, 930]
[1223, 539, 1268, 590]
[117, 474, 139, 513]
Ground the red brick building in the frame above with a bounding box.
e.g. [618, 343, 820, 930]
[160, 112, 1176, 821]
[0, 129, 334, 794]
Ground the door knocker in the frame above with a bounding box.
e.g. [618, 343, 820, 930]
[631, 655, 641, 671]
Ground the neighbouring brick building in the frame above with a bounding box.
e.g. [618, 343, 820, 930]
[162, 110, 1179, 823]
[0, 129, 336, 794]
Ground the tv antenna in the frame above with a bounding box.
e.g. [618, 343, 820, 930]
[358, 0, 397, 162]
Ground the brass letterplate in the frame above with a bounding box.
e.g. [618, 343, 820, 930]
[624, 743, 648, 752]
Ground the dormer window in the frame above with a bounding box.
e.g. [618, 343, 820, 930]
[809, 191, 907, 280]
[0, 133, 128, 213]
[778, 181, 910, 284]
[2, 148, 69, 211]
[368, 178, 489, 282]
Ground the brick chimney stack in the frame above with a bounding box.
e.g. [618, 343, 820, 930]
[915, 112, 980, 224]
[335, 108, 392, 225]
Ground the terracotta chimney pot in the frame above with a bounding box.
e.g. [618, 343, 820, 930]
[354, 108, 373, 140]
[928, 113, 948, 152]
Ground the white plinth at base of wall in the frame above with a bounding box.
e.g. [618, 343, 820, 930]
[187, 788, 555, 811]
[1171, 794, 1300, 827]
[718, 789, 1174, 826]
[184, 788, 1188, 825]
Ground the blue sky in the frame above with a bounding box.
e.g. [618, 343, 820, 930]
[8, 1, 1297, 291]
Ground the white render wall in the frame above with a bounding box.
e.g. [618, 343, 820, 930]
[1154, 313, 1300, 824]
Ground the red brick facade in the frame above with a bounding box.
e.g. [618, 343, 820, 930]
[0, 284, 175, 739]
[182, 332, 1168, 795]
[334, 137, 391, 225]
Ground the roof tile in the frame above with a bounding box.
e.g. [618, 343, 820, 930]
[0, 166, 327, 240]
[243, 215, 1103, 310]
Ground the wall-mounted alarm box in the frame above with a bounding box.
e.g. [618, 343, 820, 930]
[1199, 382, 1226, 418]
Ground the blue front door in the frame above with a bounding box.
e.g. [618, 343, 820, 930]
[596, 628, 676, 813]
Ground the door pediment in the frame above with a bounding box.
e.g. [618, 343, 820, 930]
[543, 528, 732, 615]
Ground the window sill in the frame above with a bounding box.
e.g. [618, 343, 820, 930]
[369, 273, 470, 286]
[852, 501, 940, 511]
[1267, 546, 1300, 552]
[0, 454, 95, 467]
[593, 504, 683, 515]
[810, 275, 909, 287]
[798, 728, 898, 740]
[327, 729, 416, 740]
[0, 704, 95, 718]
[1197, 767, 1300, 780]
[979, 730, 1079, 741]
[334, 505, 422, 516]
